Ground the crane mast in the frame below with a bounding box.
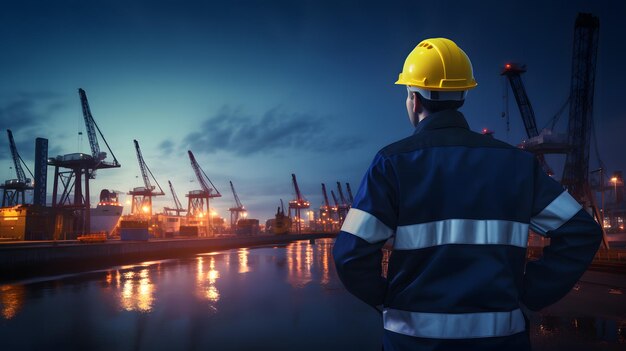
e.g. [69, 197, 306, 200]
[185, 150, 221, 236]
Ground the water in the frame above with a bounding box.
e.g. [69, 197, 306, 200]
[0, 239, 624, 351]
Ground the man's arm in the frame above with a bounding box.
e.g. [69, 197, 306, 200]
[333, 152, 398, 307]
[522, 160, 602, 311]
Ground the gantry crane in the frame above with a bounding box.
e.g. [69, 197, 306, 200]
[48, 88, 120, 235]
[336, 182, 350, 224]
[1, 129, 34, 206]
[288, 173, 309, 234]
[128, 140, 165, 217]
[320, 183, 332, 231]
[228, 181, 246, 228]
[164, 180, 186, 216]
[186, 150, 221, 234]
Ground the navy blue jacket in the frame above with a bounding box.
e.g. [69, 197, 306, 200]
[333, 110, 602, 351]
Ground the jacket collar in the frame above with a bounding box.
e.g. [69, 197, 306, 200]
[413, 110, 470, 135]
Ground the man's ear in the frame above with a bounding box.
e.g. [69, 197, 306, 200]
[412, 92, 421, 113]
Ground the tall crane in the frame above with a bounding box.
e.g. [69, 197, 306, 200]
[48, 88, 120, 235]
[1, 129, 34, 206]
[164, 180, 186, 216]
[288, 173, 310, 234]
[336, 182, 350, 224]
[128, 140, 165, 217]
[561, 13, 607, 248]
[186, 150, 221, 234]
[345, 182, 354, 206]
[228, 181, 247, 228]
[320, 183, 332, 231]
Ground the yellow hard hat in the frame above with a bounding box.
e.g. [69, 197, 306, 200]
[395, 38, 477, 95]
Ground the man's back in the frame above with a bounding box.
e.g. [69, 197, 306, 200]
[333, 109, 601, 350]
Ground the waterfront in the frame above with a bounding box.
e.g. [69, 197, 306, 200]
[0, 238, 624, 350]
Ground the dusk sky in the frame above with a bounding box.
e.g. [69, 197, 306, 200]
[1, 0, 624, 222]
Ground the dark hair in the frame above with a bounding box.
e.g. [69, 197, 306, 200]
[414, 92, 464, 113]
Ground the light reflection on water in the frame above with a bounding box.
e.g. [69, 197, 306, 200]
[0, 238, 623, 351]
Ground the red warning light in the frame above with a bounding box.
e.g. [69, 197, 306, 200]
[505, 63, 511, 69]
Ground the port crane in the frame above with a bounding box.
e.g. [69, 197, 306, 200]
[502, 13, 607, 248]
[186, 150, 221, 234]
[288, 173, 309, 234]
[320, 183, 332, 231]
[228, 181, 247, 228]
[345, 182, 354, 206]
[164, 180, 186, 216]
[336, 182, 350, 224]
[128, 140, 165, 217]
[48, 88, 120, 235]
[1, 130, 34, 207]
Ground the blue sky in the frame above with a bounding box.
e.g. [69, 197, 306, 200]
[1, 0, 624, 221]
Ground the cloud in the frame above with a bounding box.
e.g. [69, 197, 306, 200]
[158, 139, 175, 156]
[182, 106, 363, 156]
[0, 92, 67, 161]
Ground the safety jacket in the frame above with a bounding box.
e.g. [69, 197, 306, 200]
[333, 110, 602, 351]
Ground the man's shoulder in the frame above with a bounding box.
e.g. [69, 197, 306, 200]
[378, 128, 524, 158]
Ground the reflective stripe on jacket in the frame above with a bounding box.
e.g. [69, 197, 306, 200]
[333, 110, 602, 351]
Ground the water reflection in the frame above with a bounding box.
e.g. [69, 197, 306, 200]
[285, 239, 334, 288]
[105, 267, 155, 312]
[0, 284, 25, 319]
[238, 248, 250, 274]
[196, 256, 220, 308]
[532, 315, 626, 346]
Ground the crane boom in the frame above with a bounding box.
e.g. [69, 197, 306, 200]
[330, 190, 339, 208]
[187, 150, 221, 197]
[337, 182, 348, 206]
[77, 88, 120, 169]
[230, 181, 243, 209]
[133, 140, 164, 194]
[6, 129, 33, 183]
[346, 183, 354, 205]
[321, 183, 330, 208]
[501, 64, 554, 175]
[78, 88, 101, 159]
[292, 173, 304, 201]
[168, 180, 183, 210]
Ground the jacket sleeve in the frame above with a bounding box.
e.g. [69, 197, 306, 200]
[332, 152, 398, 307]
[521, 159, 602, 311]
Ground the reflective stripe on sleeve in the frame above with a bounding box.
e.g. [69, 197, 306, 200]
[393, 219, 529, 250]
[530, 190, 582, 236]
[383, 308, 526, 339]
[340, 208, 394, 243]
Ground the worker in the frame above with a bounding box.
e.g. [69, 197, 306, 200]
[332, 38, 602, 350]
